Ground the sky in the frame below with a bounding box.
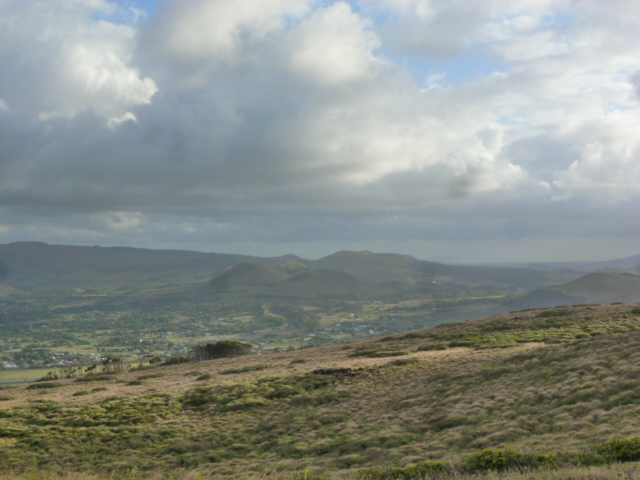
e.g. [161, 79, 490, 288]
[1, 0, 640, 263]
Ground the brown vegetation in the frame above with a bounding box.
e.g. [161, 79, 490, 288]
[3, 303, 640, 479]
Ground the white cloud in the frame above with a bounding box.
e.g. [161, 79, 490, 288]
[1, 0, 640, 261]
[0, 0, 157, 118]
[139, 0, 311, 88]
[286, 2, 381, 86]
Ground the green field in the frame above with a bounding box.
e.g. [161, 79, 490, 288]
[0, 368, 62, 383]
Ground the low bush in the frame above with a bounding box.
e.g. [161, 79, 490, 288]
[350, 349, 408, 358]
[537, 309, 571, 318]
[463, 448, 554, 473]
[221, 365, 270, 375]
[26, 382, 60, 390]
[74, 375, 113, 383]
[357, 461, 453, 479]
[162, 356, 190, 366]
[416, 343, 447, 351]
[137, 373, 165, 380]
[591, 437, 640, 463]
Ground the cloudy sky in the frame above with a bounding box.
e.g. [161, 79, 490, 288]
[1, 0, 639, 263]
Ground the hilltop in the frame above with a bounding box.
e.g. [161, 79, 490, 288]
[206, 263, 388, 299]
[4, 303, 640, 479]
[206, 262, 292, 293]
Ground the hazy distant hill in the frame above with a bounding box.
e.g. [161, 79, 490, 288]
[206, 263, 388, 299]
[504, 272, 640, 309]
[267, 269, 389, 298]
[206, 262, 292, 293]
[0, 242, 625, 298]
[0, 242, 288, 290]
[0, 283, 19, 296]
[312, 250, 580, 288]
[503, 254, 640, 272]
[313, 250, 420, 282]
[418, 261, 576, 289]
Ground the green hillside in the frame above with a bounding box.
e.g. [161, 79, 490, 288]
[3, 304, 640, 479]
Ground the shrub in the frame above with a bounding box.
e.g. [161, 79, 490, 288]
[350, 349, 408, 358]
[417, 343, 447, 351]
[74, 375, 113, 383]
[72, 388, 106, 396]
[537, 309, 570, 318]
[591, 437, 640, 463]
[181, 387, 214, 407]
[221, 365, 270, 375]
[162, 356, 190, 366]
[36, 371, 59, 381]
[463, 448, 554, 473]
[26, 382, 60, 390]
[137, 373, 165, 380]
[357, 461, 453, 479]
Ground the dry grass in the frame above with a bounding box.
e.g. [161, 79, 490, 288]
[3, 303, 640, 478]
[4, 463, 640, 480]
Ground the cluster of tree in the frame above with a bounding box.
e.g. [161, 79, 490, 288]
[192, 340, 252, 361]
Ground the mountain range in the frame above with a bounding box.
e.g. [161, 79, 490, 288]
[1, 242, 639, 308]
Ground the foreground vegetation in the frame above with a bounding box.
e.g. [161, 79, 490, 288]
[4, 463, 640, 480]
[2, 303, 640, 479]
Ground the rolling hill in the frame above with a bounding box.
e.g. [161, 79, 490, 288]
[2, 242, 636, 304]
[504, 272, 640, 309]
[206, 262, 292, 293]
[312, 250, 422, 282]
[0, 242, 290, 291]
[312, 250, 582, 289]
[206, 263, 388, 299]
[267, 269, 389, 298]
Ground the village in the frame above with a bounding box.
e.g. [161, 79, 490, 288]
[0, 295, 437, 371]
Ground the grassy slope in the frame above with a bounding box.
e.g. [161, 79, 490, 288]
[3, 304, 640, 478]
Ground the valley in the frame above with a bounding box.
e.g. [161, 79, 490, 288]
[1, 242, 639, 379]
